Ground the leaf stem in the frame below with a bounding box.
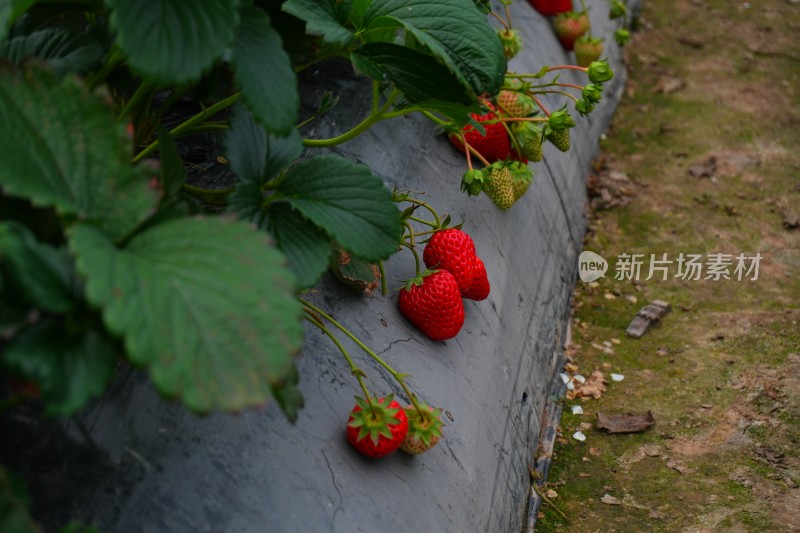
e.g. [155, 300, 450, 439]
[116, 80, 153, 122]
[378, 261, 388, 295]
[133, 93, 241, 163]
[180, 183, 234, 205]
[303, 88, 402, 148]
[86, 47, 122, 90]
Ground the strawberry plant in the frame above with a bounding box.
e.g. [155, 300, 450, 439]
[0, 0, 507, 526]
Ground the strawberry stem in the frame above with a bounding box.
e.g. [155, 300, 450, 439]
[402, 197, 442, 227]
[420, 110, 449, 127]
[301, 300, 427, 416]
[489, 10, 510, 31]
[532, 89, 579, 104]
[465, 142, 492, 167]
[530, 94, 551, 117]
[408, 215, 438, 229]
[403, 222, 422, 276]
[304, 312, 377, 415]
[503, 1, 513, 30]
[501, 120, 524, 159]
[580, 0, 592, 38]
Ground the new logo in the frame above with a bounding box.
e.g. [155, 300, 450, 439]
[578, 251, 607, 282]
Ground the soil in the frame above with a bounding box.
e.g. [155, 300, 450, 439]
[536, 0, 800, 531]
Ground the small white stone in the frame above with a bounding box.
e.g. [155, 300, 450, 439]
[560, 372, 570, 384]
[610, 373, 625, 382]
[573, 431, 587, 442]
[572, 405, 584, 415]
[573, 374, 586, 384]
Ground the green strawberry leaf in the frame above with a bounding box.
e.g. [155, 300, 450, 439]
[106, 0, 238, 85]
[3, 318, 119, 416]
[0, 0, 34, 41]
[224, 104, 303, 185]
[363, 0, 506, 96]
[230, 182, 332, 290]
[0, 222, 78, 314]
[0, 466, 38, 533]
[282, 0, 355, 47]
[232, 5, 299, 136]
[68, 218, 304, 413]
[351, 42, 473, 105]
[270, 364, 304, 423]
[0, 66, 159, 242]
[267, 204, 332, 290]
[0, 27, 104, 76]
[274, 156, 402, 262]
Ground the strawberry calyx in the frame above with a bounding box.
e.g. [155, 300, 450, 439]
[348, 394, 404, 447]
[403, 404, 444, 451]
[497, 28, 523, 59]
[461, 169, 486, 196]
[402, 268, 439, 292]
[587, 60, 614, 84]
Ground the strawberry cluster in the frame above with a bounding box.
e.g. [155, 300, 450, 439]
[398, 228, 490, 341]
[347, 394, 444, 457]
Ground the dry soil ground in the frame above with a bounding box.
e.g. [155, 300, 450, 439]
[536, 0, 800, 531]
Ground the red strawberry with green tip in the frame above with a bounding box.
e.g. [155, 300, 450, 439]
[497, 90, 535, 118]
[448, 104, 512, 163]
[423, 228, 477, 294]
[347, 394, 409, 458]
[401, 404, 444, 454]
[398, 269, 465, 341]
[463, 257, 490, 301]
[574, 36, 604, 67]
[553, 11, 590, 51]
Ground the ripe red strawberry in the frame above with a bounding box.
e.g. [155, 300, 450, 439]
[448, 104, 512, 163]
[574, 36, 604, 67]
[401, 404, 444, 454]
[423, 228, 477, 294]
[553, 11, 590, 51]
[398, 269, 465, 341]
[528, 0, 573, 16]
[463, 257, 490, 301]
[347, 394, 408, 458]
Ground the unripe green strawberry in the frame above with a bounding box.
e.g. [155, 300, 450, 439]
[483, 163, 515, 210]
[574, 36, 604, 68]
[522, 137, 543, 162]
[460, 169, 485, 196]
[509, 161, 534, 201]
[497, 28, 523, 59]
[511, 122, 544, 162]
[401, 404, 444, 454]
[497, 90, 534, 118]
[547, 128, 570, 152]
